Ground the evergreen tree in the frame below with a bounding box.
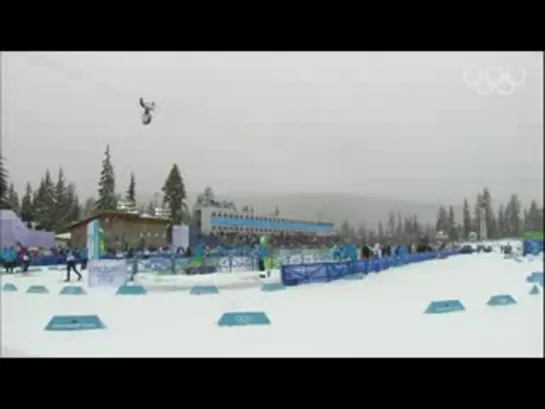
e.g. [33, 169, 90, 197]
[473, 193, 484, 237]
[462, 198, 472, 239]
[96, 145, 117, 211]
[53, 168, 68, 230]
[412, 215, 421, 237]
[403, 217, 414, 241]
[82, 197, 96, 218]
[387, 210, 396, 238]
[0, 156, 9, 209]
[523, 208, 529, 230]
[497, 204, 505, 238]
[481, 187, 497, 239]
[33, 170, 55, 230]
[339, 220, 352, 238]
[504, 194, 522, 237]
[367, 229, 378, 245]
[342, 221, 356, 238]
[356, 224, 368, 241]
[65, 183, 81, 224]
[7, 183, 20, 215]
[196, 186, 217, 207]
[395, 212, 403, 241]
[525, 200, 543, 232]
[378, 221, 384, 240]
[20, 182, 34, 223]
[436, 205, 449, 233]
[447, 205, 457, 240]
[162, 164, 187, 225]
[126, 172, 136, 208]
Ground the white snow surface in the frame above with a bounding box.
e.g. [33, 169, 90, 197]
[1, 252, 543, 357]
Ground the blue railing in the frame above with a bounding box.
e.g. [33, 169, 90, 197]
[281, 249, 461, 286]
[15, 248, 460, 275]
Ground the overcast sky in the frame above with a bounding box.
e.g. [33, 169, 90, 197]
[1, 52, 542, 205]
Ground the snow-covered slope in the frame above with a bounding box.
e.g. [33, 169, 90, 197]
[1, 253, 542, 357]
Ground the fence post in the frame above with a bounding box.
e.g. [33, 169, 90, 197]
[229, 254, 232, 273]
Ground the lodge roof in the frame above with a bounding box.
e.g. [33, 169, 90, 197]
[64, 211, 170, 232]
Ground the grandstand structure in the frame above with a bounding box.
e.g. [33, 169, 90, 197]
[193, 207, 335, 236]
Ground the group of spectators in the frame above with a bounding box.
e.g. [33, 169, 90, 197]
[2, 229, 441, 272]
[1, 243, 33, 273]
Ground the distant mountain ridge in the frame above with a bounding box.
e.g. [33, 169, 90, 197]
[139, 191, 441, 228]
[220, 192, 441, 227]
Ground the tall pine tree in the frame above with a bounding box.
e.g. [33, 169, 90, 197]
[462, 198, 472, 239]
[126, 172, 136, 209]
[447, 205, 457, 240]
[0, 156, 9, 209]
[436, 205, 449, 233]
[64, 183, 81, 224]
[33, 170, 55, 230]
[162, 164, 187, 225]
[497, 204, 505, 238]
[53, 168, 68, 231]
[96, 145, 117, 211]
[395, 212, 403, 242]
[526, 200, 543, 232]
[481, 187, 497, 239]
[504, 194, 522, 237]
[377, 221, 385, 240]
[20, 182, 34, 223]
[7, 183, 20, 215]
[473, 193, 484, 237]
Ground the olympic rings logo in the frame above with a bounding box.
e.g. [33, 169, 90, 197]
[234, 315, 253, 325]
[463, 65, 526, 95]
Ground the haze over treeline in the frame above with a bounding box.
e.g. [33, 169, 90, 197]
[1, 146, 542, 243]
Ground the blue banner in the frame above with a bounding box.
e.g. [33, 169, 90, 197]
[86, 219, 100, 260]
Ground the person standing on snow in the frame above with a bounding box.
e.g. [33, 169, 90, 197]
[342, 239, 358, 261]
[2, 246, 18, 274]
[64, 247, 82, 282]
[258, 235, 271, 278]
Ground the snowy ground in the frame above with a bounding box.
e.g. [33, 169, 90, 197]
[1, 252, 542, 357]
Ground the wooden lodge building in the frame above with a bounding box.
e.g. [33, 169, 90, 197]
[64, 211, 170, 249]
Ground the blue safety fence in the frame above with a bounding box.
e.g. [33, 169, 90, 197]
[12, 248, 332, 274]
[281, 249, 461, 286]
[6, 248, 461, 276]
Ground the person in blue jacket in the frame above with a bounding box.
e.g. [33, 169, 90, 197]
[190, 243, 206, 274]
[342, 240, 358, 262]
[2, 246, 18, 274]
[331, 244, 342, 261]
[79, 246, 88, 270]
